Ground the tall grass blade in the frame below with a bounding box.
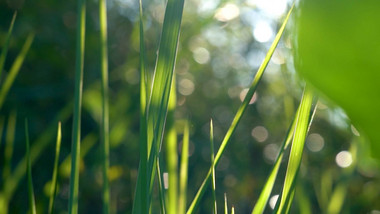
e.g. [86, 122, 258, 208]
[275, 85, 314, 214]
[25, 119, 36, 214]
[187, 4, 294, 213]
[224, 193, 228, 214]
[210, 119, 217, 214]
[0, 33, 34, 110]
[178, 121, 189, 214]
[132, 0, 149, 212]
[48, 122, 62, 214]
[3, 111, 16, 180]
[157, 160, 166, 214]
[99, 0, 110, 212]
[0, 11, 17, 80]
[231, 206, 235, 214]
[166, 78, 177, 214]
[68, 0, 86, 212]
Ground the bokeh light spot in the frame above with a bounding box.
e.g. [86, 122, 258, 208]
[251, 126, 269, 142]
[269, 194, 279, 209]
[336, 151, 353, 168]
[214, 3, 240, 22]
[253, 21, 274, 43]
[306, 133, 325, 152]
[179, 78, 195, 96]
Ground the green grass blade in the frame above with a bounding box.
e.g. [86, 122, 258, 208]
[187, 4, 294, 213]
[3, 111, 16, 180]
[166, 79, 177, 214]
[68, 0, 86, 213]
[231, 206, 235, 214]
[145, 0, 185, 208]
[224, 193, 228, 214]
[131, 0, 149, 212]
[48, 122, 62, 214]
[157, 159, 167, 214]
[0, 11, 17, 80]
[275, 85, 314, 214]
[25, 119, 36, 214]
[0, 33, 34, 111]
[210, 119, 217, 214]
[178, 121, 189, 214]
[99, 0, 110, 212]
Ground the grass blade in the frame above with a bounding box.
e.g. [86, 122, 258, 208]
[68, 0, 86, 212]
[187, 4, 295, 213]
[210, 119, 217, 214]
[275, 85, 314, 214]
[3, 111, 16, 180]
[48, 122, 62, 214]
[157, 159, 167, 214]
[166, 79, 177, 214]
[0, 11, 17, 79]
[224, 193, 228, 214]
[0, 33, 34, 110]
[178, 121, 189, 214]
[99, 0, 110, 212]
[231, 206, 235, 214]
[25, 119, 36, 214]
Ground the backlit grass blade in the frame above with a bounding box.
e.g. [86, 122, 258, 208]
[131, 0, 149, 212]
[187, 4, 295, 213]
[145, 0, 185, 209]
[157, 159, 166, 214]
[99, 0, 110, 212]
[231, 207, 235, 214]
[166, 79, 177, 214]
[3, 111, 17, 180]
[0, 33, 34, 110]
[48, 122, 62, 214]
[68, 0, 86, 212]
[210, 119, 217, 214]
[275, 85, 314, 214]
[178, 121, 189, 214]
[224, 193, 228, 214]
[25, 119, 36, 214]
[0, 11, 17, 79]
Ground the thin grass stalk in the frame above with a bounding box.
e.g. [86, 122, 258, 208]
[99, 0, 110, 212]
[178, 121, 189, 214]
[210, 119, 217, 214]
[0, 11, 17, 80]
[275, 85, 314, 214]
[186, 5, 294, 213]
[48, 122, 62, 214]
[157, 159, 166, 214]
[0, 33, 34, 110]
[224, 193, 228, 214]
[68, 0, 86, 212]
[25, 119, 36, 214]
[3, 111, 16, 180]
[131, 0, 149, 212]
[231, 207, 235, 214]
[0, 117, 5, 148]
[166, 77, 177, 214]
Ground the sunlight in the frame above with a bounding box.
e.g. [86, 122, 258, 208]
[214, 3, 240, 22]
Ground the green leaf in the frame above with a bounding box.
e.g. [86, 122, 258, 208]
[294, 0, 380, 159]
[187, 4, 295, 213]
[178, 121, 189, 214]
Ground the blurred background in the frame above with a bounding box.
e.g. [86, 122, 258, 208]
[0, 0, 379, 213]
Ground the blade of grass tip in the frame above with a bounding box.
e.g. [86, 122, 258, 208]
[186, 4, 295, 214]
[166, 78, 177, 214]
[224, 193, 228, 214]
[131, 0, 149, 212]
[178, 121, 189, 214]
[3, 111, 17, 181]
[69, 0, 86, 213]
[2, 104, 72, 212]
[0, 11, 17, 80]
[231, 206, 235, 214]
[275, 85, 314, 214]
[210, 119, 217, 214]
[25, 119, 36, 214]
[48, 122, 62, 214]
[145, 0, 185, 208]
[99, 0, 110, 213]
[0, 33, 34, 111]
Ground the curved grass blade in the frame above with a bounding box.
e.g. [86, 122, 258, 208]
[3, 111, 16, 180]
[0, 11, 17, 79]
[0, 33, 34, 110]
[48, 122, 62, 214]
[178, 121, 189, 214]
[210, 119, 217, 214]
[25, 119, 36, 214]
[187, 4, 295, 213]
[99, 0, 110, 212]
[275, 85, 314, 214]
[68, 0, 86, 212]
